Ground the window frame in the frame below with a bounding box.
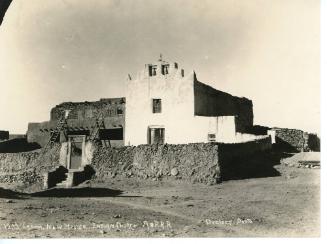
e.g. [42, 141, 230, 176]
[152, 98, 162, 113]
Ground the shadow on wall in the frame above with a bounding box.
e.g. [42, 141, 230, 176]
[46, 166, 69, 188]
[272, 137, 299, 153]
[246, 125, 270, 135]
[0, 138, 41, 153]
[308, 134, 320, 152]
[30, 187, 123, 198]
[73, 165, 96, 186]
[219, 151, 293, 181]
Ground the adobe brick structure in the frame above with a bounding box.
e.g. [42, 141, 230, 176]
[27, 98, 125, 147]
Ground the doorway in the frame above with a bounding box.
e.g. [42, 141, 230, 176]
[67, 135, 85, 169]
[148, 127, 165, 144]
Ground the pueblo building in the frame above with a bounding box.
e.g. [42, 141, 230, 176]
[27, 98, 125, 147]
[27, 57, 266, 147]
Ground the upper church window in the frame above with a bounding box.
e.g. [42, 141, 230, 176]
[161, 64, 169, 75]
[152, 99, 162, 113]
[149, 65, 157, 76]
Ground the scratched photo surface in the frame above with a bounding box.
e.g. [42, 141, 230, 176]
[0, 0, 320, 238]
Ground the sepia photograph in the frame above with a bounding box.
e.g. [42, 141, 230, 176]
[0, 0, 322, 239]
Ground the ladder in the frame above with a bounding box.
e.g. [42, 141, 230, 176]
[89, 112, 111, 148]
[43, 113, 68, 151]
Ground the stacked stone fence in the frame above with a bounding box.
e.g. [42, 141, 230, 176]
[91, 143, 221, 185]
[271, 128, 320, 152]
[0, 144, 61, 190]
[0, 138, 274, 191]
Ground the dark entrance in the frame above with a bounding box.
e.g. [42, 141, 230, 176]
[99, 128, 123, 140]
[68, 135, 84, 169]
[148, 127, 165, 144]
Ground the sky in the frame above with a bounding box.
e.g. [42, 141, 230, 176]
[0, 0, 320, 134]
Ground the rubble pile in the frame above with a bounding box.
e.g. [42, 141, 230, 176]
[91, 143, 221, 185]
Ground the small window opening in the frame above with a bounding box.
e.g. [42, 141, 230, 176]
[149, 65, 157, 76]
[208, 133, 216, 142]
[117, 108, 123, 115]
[152, 99, 162, 113]
[161, 64, 169, 75]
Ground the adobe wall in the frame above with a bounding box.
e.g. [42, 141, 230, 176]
[194, 79, 253, 133]
[91, 143, 221, 185]
[27, 123, 52, 147]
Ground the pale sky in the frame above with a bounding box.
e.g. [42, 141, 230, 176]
[0, 0, 320, 134]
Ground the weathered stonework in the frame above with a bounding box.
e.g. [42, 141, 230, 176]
[0, 144, 61, 190]
[91, 137, 271, 185]
[91, 143, 221, 185]
[50, 98, 125, 121]
[271, 127, 320, 152]
[27, 98, 125, 147]
[0, 137, 273, 190]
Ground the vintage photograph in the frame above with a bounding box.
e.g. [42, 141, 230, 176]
[0, 0, 321, 238]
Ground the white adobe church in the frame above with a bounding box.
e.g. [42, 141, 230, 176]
[125, 56, 265, 146]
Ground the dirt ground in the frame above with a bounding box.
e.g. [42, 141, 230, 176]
[0, 163, 320, 238]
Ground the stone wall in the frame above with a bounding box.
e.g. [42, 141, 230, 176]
[50, 98, 125, 121]
[91, 139, 272, 184]
[194, 79, 253, 133]
[0, 138, 273, 191]
[0, 144, 61, 190]
[91, 143, 221, 185]
[271, 127, 320, 152]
